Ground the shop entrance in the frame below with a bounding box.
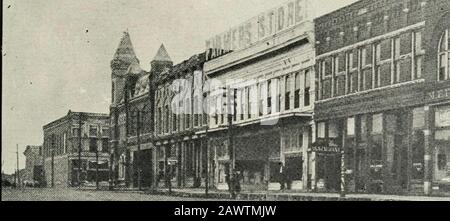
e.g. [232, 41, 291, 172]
[316, 154, 341, 192]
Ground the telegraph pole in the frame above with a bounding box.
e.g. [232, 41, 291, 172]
[204, 91, 210, 196]
[96, 131, 100, 190]
[16, 144, 20, 188]
[78, 113, 83, 187]
[340, 123, 346, 198]
[51, 135, 55, 188]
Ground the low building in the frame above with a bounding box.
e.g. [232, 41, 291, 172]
[43, 111, 110, 188]
[23, 145, 44, 186]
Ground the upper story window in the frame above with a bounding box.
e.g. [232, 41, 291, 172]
[89, 125, 98, 137]
[438, 29, 450, 81]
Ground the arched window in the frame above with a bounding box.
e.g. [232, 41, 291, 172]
[438, 29, 450, 81]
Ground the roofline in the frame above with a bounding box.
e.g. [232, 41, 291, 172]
[43, 111, 109, 130]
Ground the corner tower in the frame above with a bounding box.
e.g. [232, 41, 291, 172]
[150, 44, 173, 75]
[111, 31, 140, 105]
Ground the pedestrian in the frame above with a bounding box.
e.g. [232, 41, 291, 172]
[233, 171, 242, 199]
[278, 162, 286, 191]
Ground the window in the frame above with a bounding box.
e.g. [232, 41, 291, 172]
[165, 105, 169, 133]
[347, 117, 355, 136]
[185, 98, 191, 128]
[89, 139, 97, 152]
[298, 132, 304, 149]
[102, 138, 109, 153]
[337, 53, 346, 73]
[372, 114, 383, 134]
[361, 45, 373, 67]
[304, 70, 311, 106]
[335, 75, 346, 96]
[267, 80, 272, 114]
[322, 79, 332, 99]
[285, 75, 291, 110]
[89, 126, 98, 137]
[102, 128, 109, 137]
[172, 113, 177, 131]
[317, 122, 326, 138]
[395, 32, 412, 57]
[193, 95, 199, 127]
[247, 87, 252, 119]
[378, 63, 391, 87]
[363, 69, 372, 90]
[324, 58, 332, 76]
[157, 107, 162, 134]
[377, 39, 392, 62]
[438, 29, 449, 81]
[294, 73, 301, 109]
[437, 153, 447, 171]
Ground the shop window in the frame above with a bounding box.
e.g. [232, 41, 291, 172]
[411, 130, 424, 180]
[435, 105, 450, 128]
[347, 117, 355, 136]
[413, 107, 425, 129]
[438, 153, 447, 171]
[328, 121, 339, 138]
[317, 122, 326, 138]
[372, 114, 383, 134]
[358, 115, 368, 142]
[438, 29, 449, 81]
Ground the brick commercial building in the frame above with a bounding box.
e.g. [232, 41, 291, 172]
[23, 145, 44, 186]
[109, 32, 169, 188]
[43, 111, 110, 188]
[314, 0, 450, 195]
[204, 0, 315, 191]
[153, 52, 207, 189]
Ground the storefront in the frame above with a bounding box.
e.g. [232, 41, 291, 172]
[425, 83, 450, 193]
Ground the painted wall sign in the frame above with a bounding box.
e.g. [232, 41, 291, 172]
[427, 87, 450, 101]
[311, 139, 341, 153]
[205, 0, 310, 61]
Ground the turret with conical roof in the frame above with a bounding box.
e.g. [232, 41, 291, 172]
[111, 31, 141, 105]
[150, 44, 173, 75]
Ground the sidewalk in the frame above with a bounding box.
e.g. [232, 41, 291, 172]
[146, 188, 450, 201]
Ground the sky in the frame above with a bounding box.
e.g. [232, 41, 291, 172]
[2, 0, 358, 174]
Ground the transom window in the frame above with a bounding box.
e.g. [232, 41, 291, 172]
[438, 29, 450, 81]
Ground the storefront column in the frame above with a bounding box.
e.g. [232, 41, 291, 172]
[424, 105, 433, 195]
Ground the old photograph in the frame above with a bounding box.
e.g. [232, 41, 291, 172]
[2, 0, 450, 204]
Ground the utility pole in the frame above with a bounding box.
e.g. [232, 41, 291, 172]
[226, 87, 237, 179]
[51, 135, 55, 188]
[340, 122, 346, 198]
[78, 113, 83, 187]
[16, 144, 20, 188]
[96, 130, 100, 190]
[204, 91, 210, 196]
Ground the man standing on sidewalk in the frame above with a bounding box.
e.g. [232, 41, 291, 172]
[278, 162, 286, 191]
